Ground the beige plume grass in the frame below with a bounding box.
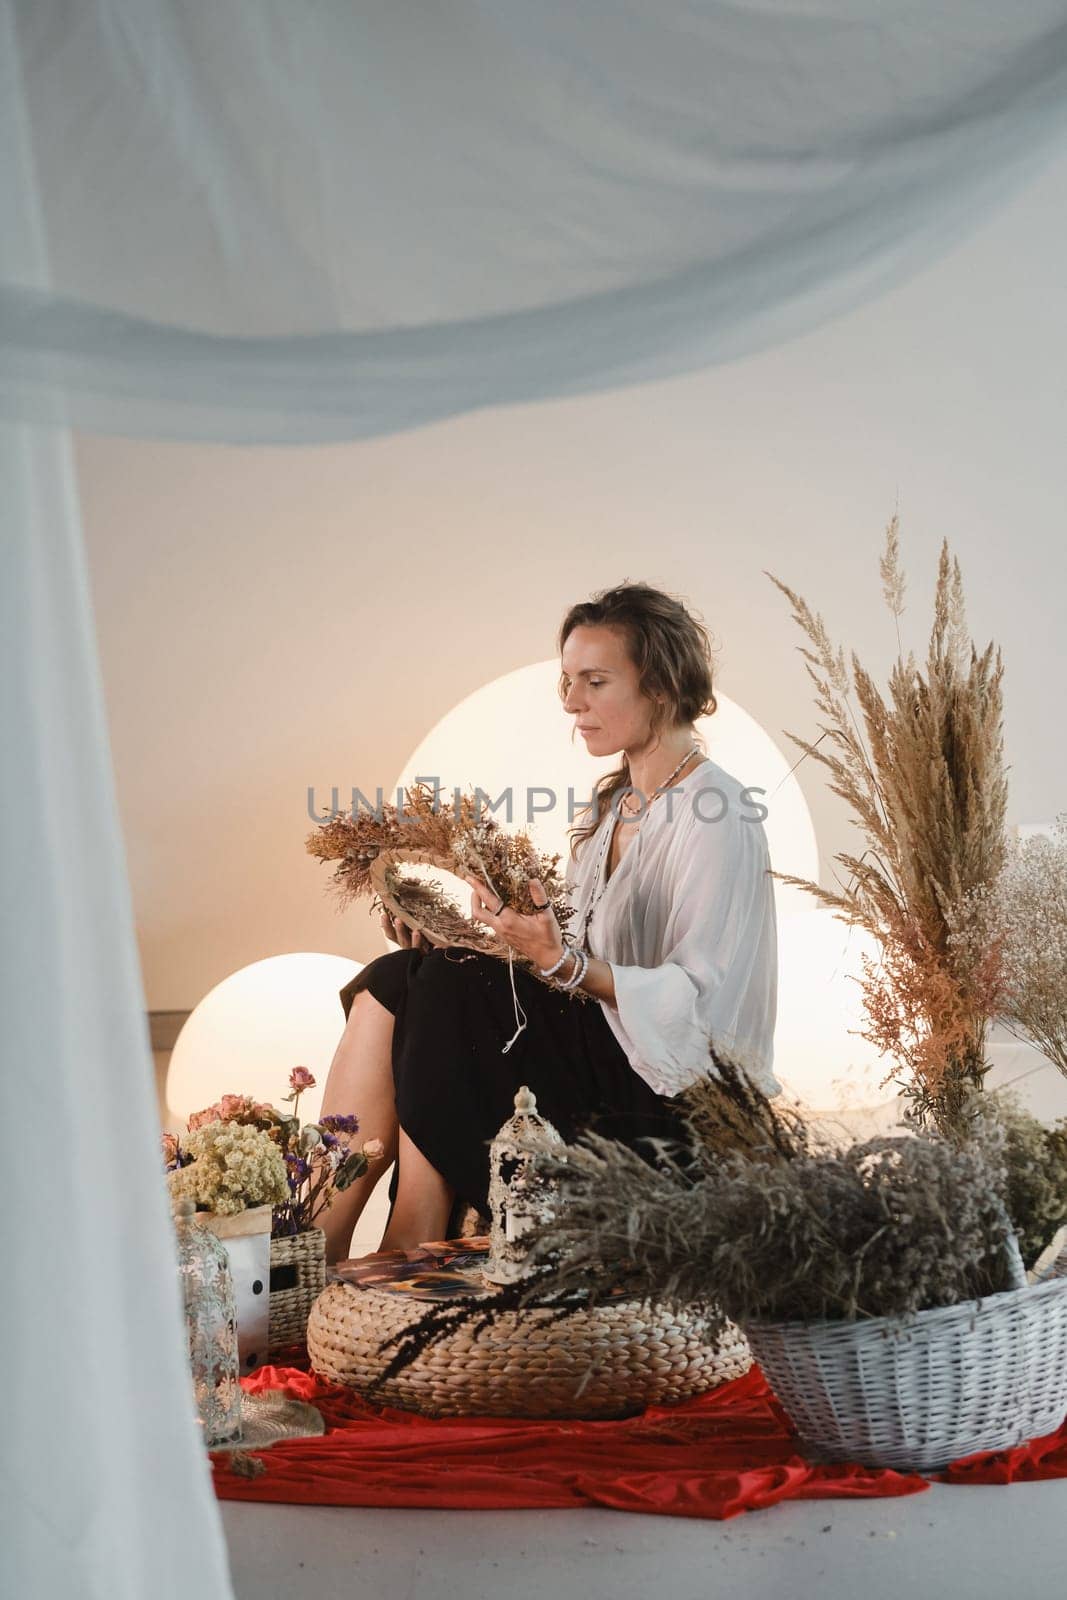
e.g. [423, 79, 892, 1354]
[767, 520, 1007, 1135]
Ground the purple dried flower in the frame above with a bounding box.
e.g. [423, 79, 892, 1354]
[283, 1153, 311, 1195]
[319, 1113, 360, 1135]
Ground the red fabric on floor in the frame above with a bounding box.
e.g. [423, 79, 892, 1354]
[939, 1426, 1067, 1484]
[211, 1363, 1067, 1519]
[210, 1364, 912, 1518]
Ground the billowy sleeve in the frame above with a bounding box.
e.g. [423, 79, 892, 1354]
[606, 809, 779, 1098]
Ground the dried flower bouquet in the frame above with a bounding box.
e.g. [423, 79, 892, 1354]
[768, 519, 1007, 1135]
[164, 1069, 384, 1238]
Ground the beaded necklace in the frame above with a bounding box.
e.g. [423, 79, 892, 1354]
[498, 743, 701, 1058]
[575, 744, 702, 947]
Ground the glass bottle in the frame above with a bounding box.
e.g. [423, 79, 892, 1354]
[173, 1197, 243, 1447]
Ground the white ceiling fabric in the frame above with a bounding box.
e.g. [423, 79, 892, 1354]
[4, 1, 1067, 443]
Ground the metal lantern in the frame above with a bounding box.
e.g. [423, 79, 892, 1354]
[483, 1086, 565, 1286]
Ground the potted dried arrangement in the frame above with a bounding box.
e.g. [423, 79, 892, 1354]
[767, 520, 1007, 1136]
[164, 1069, 383, 1354]
[516, 1054, 1067, 1472]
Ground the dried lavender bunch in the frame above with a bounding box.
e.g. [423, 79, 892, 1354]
[528, 1128, 1014, 1338]
[970, 1091, 1067, 1269]
[677, 1051, 815, 1163]
[375, 1047, 1020, 1382]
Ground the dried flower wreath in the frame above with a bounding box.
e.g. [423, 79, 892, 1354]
[306, 781, 575, 971]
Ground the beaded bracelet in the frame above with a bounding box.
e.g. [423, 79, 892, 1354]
[557, 945, 589, 992]
[538, 942, 575, 979]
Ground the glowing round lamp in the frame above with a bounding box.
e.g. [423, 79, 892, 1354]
[774, 910, 889, 1112]
[166, 952, 362, 1128]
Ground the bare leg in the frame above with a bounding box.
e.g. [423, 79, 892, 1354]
[318, 989, 400, 1264]
[379, 1127, 455, 1252]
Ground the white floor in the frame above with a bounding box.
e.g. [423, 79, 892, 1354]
[221, 1478, 1067, 1599]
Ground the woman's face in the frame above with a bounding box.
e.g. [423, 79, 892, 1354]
[560, 624, 661, 758]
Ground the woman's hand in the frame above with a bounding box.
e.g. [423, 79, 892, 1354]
[463, 874, 565, 971]
[379, 909, 446, 951]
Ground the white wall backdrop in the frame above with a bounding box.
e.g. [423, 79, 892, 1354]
[76, 149, 1067, 1015]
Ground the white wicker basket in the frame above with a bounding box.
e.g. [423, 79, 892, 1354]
[745, 1268, 1067, 1473]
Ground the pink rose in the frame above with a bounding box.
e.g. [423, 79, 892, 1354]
[187, 1103, 222, 1132]
[289, 1066, 316, 1093]
[362, 1138, 386, 1161]
[219, 1093, 252, 1120]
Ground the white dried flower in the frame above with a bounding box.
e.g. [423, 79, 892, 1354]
[951, 816, 1067, 1078]
[166, 1121, 289, 1214]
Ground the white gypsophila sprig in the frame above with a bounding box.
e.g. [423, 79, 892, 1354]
[952, 817, 1067, 1078]
[167, 1121, 289, 1215]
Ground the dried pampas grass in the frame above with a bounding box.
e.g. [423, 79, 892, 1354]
[767, 519, 1007, 1136]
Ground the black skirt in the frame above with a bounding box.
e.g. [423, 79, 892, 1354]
[339, 946, 688, 1221]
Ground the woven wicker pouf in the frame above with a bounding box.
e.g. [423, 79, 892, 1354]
[307, 1251, 751, 1419]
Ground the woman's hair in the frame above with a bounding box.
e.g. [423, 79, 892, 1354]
[558, 581, 717, 857]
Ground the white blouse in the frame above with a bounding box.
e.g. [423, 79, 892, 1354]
[565, 757, 779, 1100]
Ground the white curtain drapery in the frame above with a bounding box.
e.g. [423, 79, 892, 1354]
[4, 1, 1067, 443]
[2, 9, 234, 1597]
[4, 5, 1067, 1593]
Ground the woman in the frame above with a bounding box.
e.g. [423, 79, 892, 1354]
[318, 581, 778, 1262]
